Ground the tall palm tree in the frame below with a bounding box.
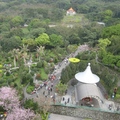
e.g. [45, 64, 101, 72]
[9, 48, 20, 68]
[36, 46, 45, 62]
[20, 44, 29, 65]
[20, 44, 29, 53]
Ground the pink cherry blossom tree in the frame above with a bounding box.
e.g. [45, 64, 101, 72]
[0, 86, 35, 120]
[6, 108, 35, 120]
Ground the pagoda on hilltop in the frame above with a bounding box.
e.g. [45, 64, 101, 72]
[66, 7, 76, 16]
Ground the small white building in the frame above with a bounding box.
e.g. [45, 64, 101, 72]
[97, 22, 105, 26]
[24, 23, 28, 27]
[66, 7, 76, 16]
[48, 25, 56, 28]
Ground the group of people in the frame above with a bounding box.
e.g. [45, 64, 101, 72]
[49, 74, 56, 82]
[43, 83, 53, 97]
[31, 52, 73, 102]
[62, 96, 71, 105]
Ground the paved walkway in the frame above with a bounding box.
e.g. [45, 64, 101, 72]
[23, 44, 89, 100]
[48, 113, 84, 120]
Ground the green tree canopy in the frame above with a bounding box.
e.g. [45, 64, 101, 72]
[55, 81, 68, 95]
[10, 16, 24, 27]
[98, 38, 111, 59]
[0, 37, 22, 52]
[68, 33, 80, 45]
[22, 38, 36, 49]
[49, 8, 64, 21]
[107, 35, 120, 55]
[102, 24, 120, 38]
[98, 38, 111, 50]
[8, 28, 24, 38]
[101, 9, 113, 22]
[29, 19, 47, 29]
[29, 28, 46, 38]
[0, 23, 10, 32]
[56, 0, 71, 9]
[49, 34, 63, 47]
[102, 53, 119, 66]
[35, 33, 50, 46]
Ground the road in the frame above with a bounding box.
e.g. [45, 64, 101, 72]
[23, 44, 89, 100]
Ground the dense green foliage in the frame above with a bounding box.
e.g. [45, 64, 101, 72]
[24, 99, 39, 113]
[0, 0, 120, 51]
[61, 51, 119, 96]
[0, 0, 120, 111]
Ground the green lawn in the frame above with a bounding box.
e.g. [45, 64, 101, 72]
[40, 68, 48, 80]
[116, 94, 120, 99]
[61, 14, 83, 23]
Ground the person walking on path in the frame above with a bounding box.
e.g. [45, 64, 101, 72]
[65, 101, 67, 105]
[65, 90, 67, 94]
[48, 90, 50, 95]
[67, 98, 70, 103]
[50, 87, 52, 92]
[43, 91, 45, 95]
[51, 83, 53, 87]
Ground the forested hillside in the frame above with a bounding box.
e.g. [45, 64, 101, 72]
[0, 0, 120, 51]
[0, 0, 120, 119]
[0, 0, 120, 106]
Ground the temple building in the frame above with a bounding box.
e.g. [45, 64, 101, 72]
[75, 63, 104, 108]
[66, 7, 76, 16]
[60, 63, 116, 111]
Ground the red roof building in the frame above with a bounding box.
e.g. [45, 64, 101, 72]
[66, 7, 76, 16]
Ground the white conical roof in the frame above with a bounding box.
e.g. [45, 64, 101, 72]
[75, 63, 100, 84]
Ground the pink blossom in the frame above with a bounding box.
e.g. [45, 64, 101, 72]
[0, 87, 35, 120]
[6, 108, 34, 120]
[0, 87, 19, 110]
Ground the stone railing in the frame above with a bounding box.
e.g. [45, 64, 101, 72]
[49, 104, 120, 120]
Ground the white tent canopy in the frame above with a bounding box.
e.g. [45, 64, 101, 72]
[75, 63, 100, 84]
